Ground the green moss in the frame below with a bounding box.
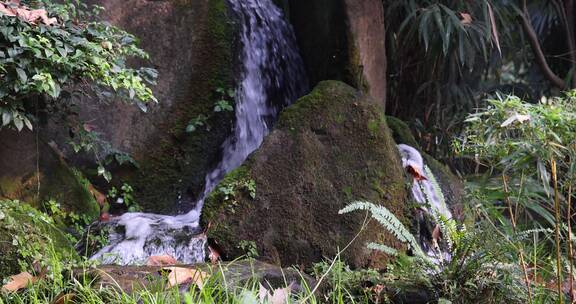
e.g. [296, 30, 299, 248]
[41, 162, 100, 221]
[202, 166, 254, 246]
[0, 200, 78, 279]
[126, 0, 236, 213]
[202, 81, 408, 268]
[385, 116, 419, 147]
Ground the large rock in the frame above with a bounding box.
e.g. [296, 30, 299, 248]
[0, 130, 100, 219]
[0, 0, 236, 214]
[0, 200, 78, 279]
[202, 81, 407, 269]
[83, 260, 314, 295]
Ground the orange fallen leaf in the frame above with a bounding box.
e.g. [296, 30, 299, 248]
[164, 267, 208, 289]
[208, 245, 221, 264]
[0, 1, 57, 25]
[2, 272, 36, 292]
[406, 164, 427, 181]
[258, 283, 292, 304]
[147, 254, 178, 266]
[88, 184, 108, 207]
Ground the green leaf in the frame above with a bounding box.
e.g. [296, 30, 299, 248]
[16, 68, 27, 82]
[186, 124, 196, 133]
[2, 111, 11, 126]
[14, 116, 23, 131]
[24, 117, 33, 131]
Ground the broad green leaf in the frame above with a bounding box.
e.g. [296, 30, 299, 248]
[13, 116, 23, 131]
[16, 68, 27, 82]
[2, 111, 11, 126]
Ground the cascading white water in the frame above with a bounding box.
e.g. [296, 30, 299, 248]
[397, 144, 452, 220]
[92, 0, 307, 265]
[397, 144, 453, 263]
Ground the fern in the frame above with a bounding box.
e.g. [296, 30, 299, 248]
[339, 201, 427, 259]
[367, 243, 399, 256]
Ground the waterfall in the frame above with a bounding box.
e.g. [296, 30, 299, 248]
[92, 0, 307, 265]
[397, 144, 453, 263]
[397, 144, 452, 220]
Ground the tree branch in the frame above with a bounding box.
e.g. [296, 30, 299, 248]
[519, 2, 567, 89]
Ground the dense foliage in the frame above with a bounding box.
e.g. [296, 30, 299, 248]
[0, 0, 157, 131]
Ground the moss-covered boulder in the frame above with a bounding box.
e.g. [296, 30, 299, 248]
[202, 81, 408, 269]
[0, 200, 78, 280]
[0, 130, 100, 220]
[386, 116, 464, 213]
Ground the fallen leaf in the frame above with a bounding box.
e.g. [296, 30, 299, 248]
[432, 224, 441, 243]
[269, 287, 290, 304]
[164, 267, 208, 289]
[460, 12, 472, 25]
[208, 245, 221, 264]
[258, 283, 292, 304]
[0, 1, 57, 25]
[0, 3, 16, 16]
[147, 254, 178, 266]
[51, 293, 75, 304]
[406, 164, 427, 181]
[2, 272, 36, 292]
[88, 184, 108, 207]
[83, 123, 97, 132]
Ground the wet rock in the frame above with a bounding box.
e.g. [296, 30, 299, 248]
[202, 81, 408, 269]
[81, 260, 314, 295]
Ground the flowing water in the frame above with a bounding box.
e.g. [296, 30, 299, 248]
[397, 144, 453, 263]
[92, 0, 307, 265]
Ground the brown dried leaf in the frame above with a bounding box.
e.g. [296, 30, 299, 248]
[406, 164, 427, 181]
[51, 293, 76, 304]
[164, 267, 208, 289]
[2, 272, 36, 292]
[208, 245, 221, 264]
[0, 4, 15, 16]
[146, 254, 178, 266]
[0, 1, 57, 25]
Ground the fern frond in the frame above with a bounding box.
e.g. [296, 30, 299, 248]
[367, 242, 399, 256]
[339, 201, 427, 259]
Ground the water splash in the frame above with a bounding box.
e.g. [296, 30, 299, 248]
[93, 0, 307, 265]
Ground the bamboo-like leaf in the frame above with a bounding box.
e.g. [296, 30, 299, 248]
[487, 2, 501, 56]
